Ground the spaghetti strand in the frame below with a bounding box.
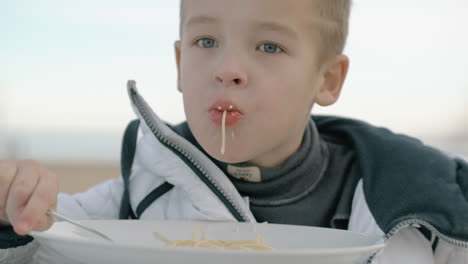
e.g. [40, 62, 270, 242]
[154, 226, 273, 251]
[221, 110, 226, 155]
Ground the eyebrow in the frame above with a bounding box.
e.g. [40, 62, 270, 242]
[184, 16, 298, 40]
[252, 21, 298, 40]
[185, 15, 219, 28]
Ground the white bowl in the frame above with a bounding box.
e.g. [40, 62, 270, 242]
[31, 220, 385, 264]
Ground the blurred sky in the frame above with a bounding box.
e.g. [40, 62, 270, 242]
[1, 0, 467, 161]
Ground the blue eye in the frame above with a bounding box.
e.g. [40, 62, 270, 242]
[196, 37, 218, 48]
[259, 43, 282, 54]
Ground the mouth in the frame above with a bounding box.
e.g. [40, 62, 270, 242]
[208, 99, 243, 126]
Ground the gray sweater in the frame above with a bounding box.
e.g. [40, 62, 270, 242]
[172, 119, 360, 229]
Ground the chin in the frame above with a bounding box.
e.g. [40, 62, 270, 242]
[205, 147, 248, 164]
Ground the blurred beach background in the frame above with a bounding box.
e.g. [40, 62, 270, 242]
[1, 0, 467, 194]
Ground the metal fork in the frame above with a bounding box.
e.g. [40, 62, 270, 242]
[47, 210, 113, 242]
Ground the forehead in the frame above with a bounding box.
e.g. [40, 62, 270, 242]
[181, 0, 322, 33]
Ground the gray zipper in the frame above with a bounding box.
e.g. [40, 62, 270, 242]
[386, 218, 468, 248]
[129, 89, 250, 222]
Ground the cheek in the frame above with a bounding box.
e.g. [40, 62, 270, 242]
[180, 71, 207, 107]
[260, 78, 301, 106]
[253, 95, 268, 113]
[183, 91, 203, 119]
[180, 50, 211, 86]
[256, 80, 315, 124]
[181, 68, 202, 90]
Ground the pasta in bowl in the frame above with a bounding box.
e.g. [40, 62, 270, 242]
[154, 225, 273, 250]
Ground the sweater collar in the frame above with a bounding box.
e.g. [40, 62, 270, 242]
[212, 119, 329, 204]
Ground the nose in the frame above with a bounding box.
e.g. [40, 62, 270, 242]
[214, 54, 248, 88]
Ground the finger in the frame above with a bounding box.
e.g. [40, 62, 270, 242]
[5, 160, 40, 234]
[17, 167, 58, 233]
[0, 160, 18, 222]
[41, 165, 59, 213]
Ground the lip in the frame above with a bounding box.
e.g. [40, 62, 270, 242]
[209, 99, 243, 126]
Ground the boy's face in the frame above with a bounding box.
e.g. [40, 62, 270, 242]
[175, 0, 344, 167]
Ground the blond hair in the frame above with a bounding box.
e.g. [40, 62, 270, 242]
[313, 0, 351, 63]
[179, 0, 351, 63]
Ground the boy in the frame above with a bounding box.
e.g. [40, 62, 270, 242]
[1, 0, 467, 263]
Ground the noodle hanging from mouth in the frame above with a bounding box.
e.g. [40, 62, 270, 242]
[221, 110, 226, 155]
[154, 226, 273, 251]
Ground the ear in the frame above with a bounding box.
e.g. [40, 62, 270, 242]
[315, 54, 349, 106]
[174, 40, 182, 93]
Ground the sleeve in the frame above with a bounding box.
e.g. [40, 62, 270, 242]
[56, 177, 124, 220]
[434, 239, 468, 264]
[0, 239, 39, 264]
[0, 178, 124, 263]
[371, 227, 434, 264]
